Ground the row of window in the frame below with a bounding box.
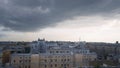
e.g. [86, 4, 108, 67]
[43, 55, 71, 58]
[50, 50, 70, 53]
[76, 50, 88, 53]
[19, 57, 31, 59]
[43, 59, 70, 62]
[44, 64, 70, 68]
[13, 60, 31, 63]
[13, 58, 70, 63]
[19, 66, 30, 68]
[18, 64, 70, 68]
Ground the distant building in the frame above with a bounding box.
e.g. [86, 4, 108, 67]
[3, 46, 25, 53]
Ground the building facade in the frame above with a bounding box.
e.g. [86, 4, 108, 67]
[11, 54, 31, 68]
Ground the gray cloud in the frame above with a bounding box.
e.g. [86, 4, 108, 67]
[0, 33, 7, 38]
[0, 0, 120, 32]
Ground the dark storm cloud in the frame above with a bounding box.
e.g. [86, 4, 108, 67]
[0, 0, 120, 32]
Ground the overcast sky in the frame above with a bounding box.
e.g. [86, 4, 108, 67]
[0, 0, 120, 42]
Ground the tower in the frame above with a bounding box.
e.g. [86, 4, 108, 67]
[37, 38, 47, 53]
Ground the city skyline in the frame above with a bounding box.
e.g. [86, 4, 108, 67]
[0, 0, 120, 42]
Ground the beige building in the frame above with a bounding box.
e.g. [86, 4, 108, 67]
[11, 50, 96, 68]
[74, 53, 97, 67]
[31, 54, 73, 68]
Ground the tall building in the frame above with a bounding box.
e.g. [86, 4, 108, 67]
[30, 38, 47, 54]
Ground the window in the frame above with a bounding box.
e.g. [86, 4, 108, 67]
[19, 60, 22, 63]
[50, 59, 53, 62]
[61, 64, 63, 67]
[61, 59, 63, 62]
[67, 64, 69, 67]
[44, 59, 47, 62]
[50, 51, 52, 53]
[25, 60, 27, 62]
[51, 64, 53, 67]
[55, 59, 57, 62]
[56, 51, 59, 53]
[64, 64, 66, 66]
[67, 59, 70, 61]
[67, 51, 69, 53]
[20, 57, 22, 59]
[28, 66, 30, 68]
[19, 66, 21, 68]
[45, 65, 47, 68]
[29, 60, 31, 62]
[25, 66, 27, 68]
[64, 59, 66, 62]
[14, 60, 16, 63]
[55, 64, 57, 67]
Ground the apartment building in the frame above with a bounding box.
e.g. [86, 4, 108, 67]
[11, 54, 31, 68]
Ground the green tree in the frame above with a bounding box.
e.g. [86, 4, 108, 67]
[2, 51, 11, 65]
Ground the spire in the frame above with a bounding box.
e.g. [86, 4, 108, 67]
[38, 38, 40, 41]
[38, 38, 45, 41]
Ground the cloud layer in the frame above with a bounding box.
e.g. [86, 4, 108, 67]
[0, 0, 120, 32]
